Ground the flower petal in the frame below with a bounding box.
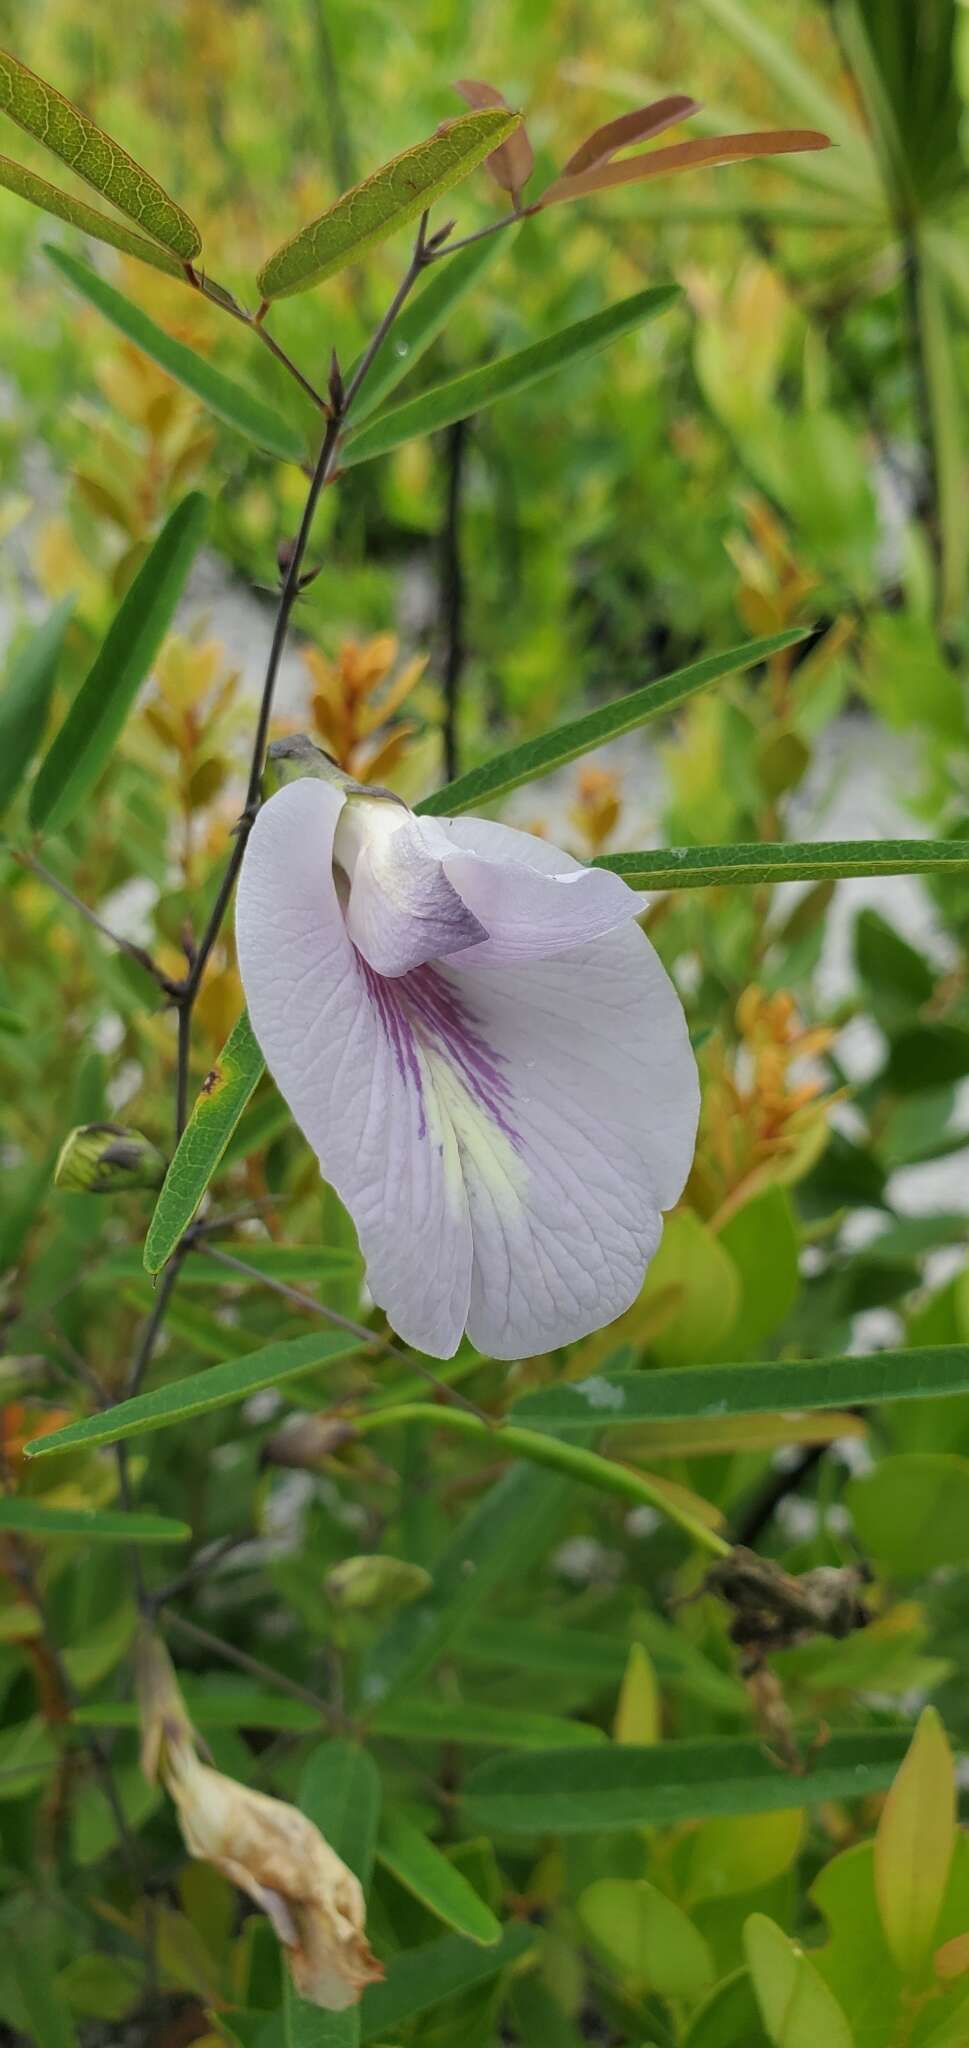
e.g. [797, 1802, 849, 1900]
[442, 846, 637, 964]
[339, 803, 485, 976]
[444, 921, 699, 1357]
[236, 780, 474, 1356]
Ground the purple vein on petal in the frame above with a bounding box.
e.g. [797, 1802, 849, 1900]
[358, 955, 521, 1147]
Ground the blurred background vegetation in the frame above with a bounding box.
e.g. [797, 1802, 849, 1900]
[3, 2, 969, 2044]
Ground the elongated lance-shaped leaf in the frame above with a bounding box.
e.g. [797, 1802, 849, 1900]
[257, 106, 519, 300]
[377, 1813, 502, 1947]
[0, 155, 184, 275]
[509, 1346, 969, 1437]
[594, 838, 969, 890]
[539, 129, 831, 209]
[285, 1742, 380, 2048]
[417, 628, 804, 816]
[347, 232, 503, 425]
[0, 1499, 190, 1543]
[47, 248, 306, 463]
[144, 1011, 265, 1275]
[0, 47, 200, 257]
[96, 1243, 359, 1289]
[22, 1331, 363, 1458]
[344, 285, 678, 468]
[370, 1698, 605, 1750]
[463, 1729, 910, 1835]
[361, 1926, 534, 2045]
[0, 597, 73, 819]
[29, 492, 208, 833]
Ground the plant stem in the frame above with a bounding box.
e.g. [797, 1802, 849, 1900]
[353, 1402, 730, 1556]
[163, 1611, 334, 1720]
[12, 851, 176, 995]
[439, 416, 469, 783]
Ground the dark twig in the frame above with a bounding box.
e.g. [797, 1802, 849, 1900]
[163, 1611, 334, 1721]
[439, 416, 469, 783]
[12, 851, 177, 996]
[196, 1242, 493, 1420]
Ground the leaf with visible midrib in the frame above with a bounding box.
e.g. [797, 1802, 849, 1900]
[0, 47, 200, 257]
[417, 629, 805, 816]
[144, 1011, 265, 1275]
[0, 155, 183, 275]
[258, 108, 519, 300]
[285, 1743, 381, 2048]
[47, 248, 306, 463]
[594, 839, 969, 890]
[0, 1499, 190, 1544]
[344, 285, 678, 468]
[463, 1730, 910, 1836]
[376, 1814, 501, 1945]
[29, 492, 208, 833]
[0, 597, 73, 819]
[509, 1345, 969, 1436]
[22, 1330, 362, 1458]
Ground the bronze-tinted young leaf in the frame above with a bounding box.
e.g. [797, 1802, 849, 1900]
[539, 128, 831, 208]
[0, 154, 184, 275]
[560, 94, 701, 177]
[0, 47, 200, 258]
[257, 106, 520, 301]
[453, 78, 534, 200]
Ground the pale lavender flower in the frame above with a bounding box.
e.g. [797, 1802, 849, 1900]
[235, 773, 699, 1359]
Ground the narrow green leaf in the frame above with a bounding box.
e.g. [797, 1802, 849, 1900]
[22, 1330, 362, 1458]
[916, 240, 968, 631]
[370, 1698, 605, 1749]
[745, 1914, 854, 2048]
[144, 1012, 265, 1274]
[416, 629, 804, 816]
[95, 1244, 359, 1289]
[363, 1465, 570, 1705]
[463, 1730, 910, 1835]
[46, 248, 306, 463]
[0, 597, 73, 818]
[74, 1684, 320, 1733]
[345, 285, 678, 468]
[257, 107, 518, 300]
[348, 233, 502, 423]
[360, 1925, 534, 2043]
[0, 1499, 189, 1543]
[29, 493, 208, 833]
[0, 154, 184, 274]
[285, 1742, 381, 2048]
[595, 838, 969, 890]
[0, 48, 201, 257]
[377, 1813, 501, 1944]
[509, 1346, 969, 1436]
[10, 1943, 79, 2048]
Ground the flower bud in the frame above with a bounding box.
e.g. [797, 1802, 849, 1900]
[54, 1123, 166, 1195]
[325, 1554, 432, 1614]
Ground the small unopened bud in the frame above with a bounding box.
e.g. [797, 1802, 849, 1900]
[263, 1412, 356, 1470]
[54, 1124, 167, 1195]
[325, 1554, 432, 1614]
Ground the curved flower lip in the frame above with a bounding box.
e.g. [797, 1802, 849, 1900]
[236, 774, 699, 1359]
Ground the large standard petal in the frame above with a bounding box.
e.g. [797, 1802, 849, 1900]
[236, 779, 474, 1357]
[444, 920, 700, 1358]
[338, 803, 485, 976]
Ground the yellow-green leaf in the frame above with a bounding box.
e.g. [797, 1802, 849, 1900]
[144, 1011, 265, 1274]
[0, 48, 200, 258]
[744, 1914, 854, 2047]
[0, 154, 184, 274]
[377, 1812, 501, 1945]
[579, 1879, 714, 1998]
[613, 1642, 660, 1745]
[874, 1706, 955, 1979]
[257, 107, 519, 300]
